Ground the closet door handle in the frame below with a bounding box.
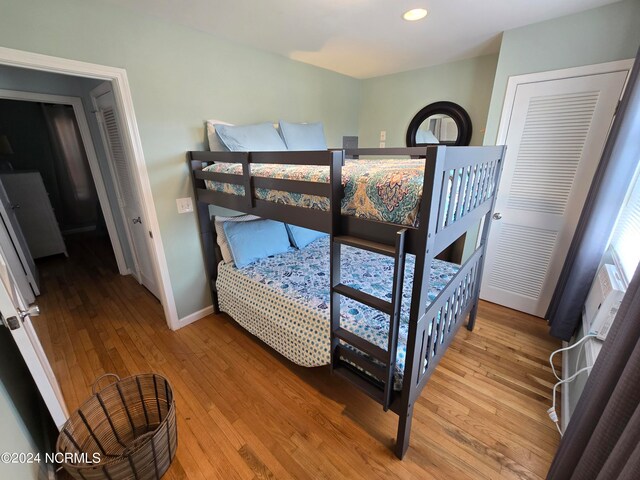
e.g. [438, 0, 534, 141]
[11, 203, 20, 210]
[132, 217, 142, 224]
[492, 212, 502, 220]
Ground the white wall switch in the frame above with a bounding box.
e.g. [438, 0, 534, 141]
[380, 130, 386, 141]
[176, 197, 193, 214]
[379, 141, 386, 148]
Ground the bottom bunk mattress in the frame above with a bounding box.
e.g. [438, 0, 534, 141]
[217, 236, 459, 389]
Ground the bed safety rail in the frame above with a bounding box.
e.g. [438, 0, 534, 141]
[417, 247, 483, 390]
[434, 147, 503, 252]
[189, 150, 344, 233]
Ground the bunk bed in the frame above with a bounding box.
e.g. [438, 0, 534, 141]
[188, 140, 506, 458]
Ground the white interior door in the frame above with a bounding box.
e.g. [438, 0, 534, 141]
[0, 178, 39, 301]
[91, 84, 160, 299]
[481, 70, 628, 317]
[0, 238, 68, 429]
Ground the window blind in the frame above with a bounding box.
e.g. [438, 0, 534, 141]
[610, 162, 640, 281]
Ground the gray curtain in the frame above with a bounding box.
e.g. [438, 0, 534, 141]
[547, 47, 640, 340]
[41, 103, 98, 231]
[547, 263, 640, 479]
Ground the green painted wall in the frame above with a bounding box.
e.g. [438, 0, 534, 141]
[0, 328, 53, 479]
[0, 0, 361, 319]
[484, 0, 640, 145]
[1, 0, 638, 320]
[358, 54, 499, 148]
[0, 382, 41, 479]
[459, 0, 640, 262]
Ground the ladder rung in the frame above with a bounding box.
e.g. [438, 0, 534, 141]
[334, 366, 385, 404]
[334, 235, 396, 257]
[334, 327, 388, 363]
[333, 283, 393, 314]
[335, 344, 387, 380]
[333, 363, 385, 404]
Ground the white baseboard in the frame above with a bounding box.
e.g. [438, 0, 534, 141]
[175, 305, 214, 330]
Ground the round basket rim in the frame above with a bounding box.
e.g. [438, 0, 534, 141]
[56, 372, 175, 470]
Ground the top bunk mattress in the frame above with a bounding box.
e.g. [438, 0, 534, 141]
[204, 159, 427, 226]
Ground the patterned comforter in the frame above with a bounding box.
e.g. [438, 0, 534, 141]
[204, 159, 426, 226]
[217, 236, 458, 388]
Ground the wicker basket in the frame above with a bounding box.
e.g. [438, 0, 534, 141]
[57, 373, 177, 480]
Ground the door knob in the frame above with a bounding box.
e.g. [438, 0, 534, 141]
[132, 217, 142, 224]
[19, 305, 40, 321]
[492, 212, 502, 220]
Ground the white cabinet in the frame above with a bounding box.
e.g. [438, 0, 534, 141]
[0, 172, 67, 259]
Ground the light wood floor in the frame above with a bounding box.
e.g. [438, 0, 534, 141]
[36, 234, 561, 479]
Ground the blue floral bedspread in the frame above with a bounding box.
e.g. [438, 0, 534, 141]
[204, 159, 427, 226]
[217, 236, 459, 388]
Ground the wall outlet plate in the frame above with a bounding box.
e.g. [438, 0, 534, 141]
[380, 130, 386, 141]
[176, 197, 193, 214]
[379, 141, 386, 148]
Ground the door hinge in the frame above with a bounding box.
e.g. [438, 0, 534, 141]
[149, 230, 153, 239]
[614, 100, 621, 116]
[1, 315, 21, 330]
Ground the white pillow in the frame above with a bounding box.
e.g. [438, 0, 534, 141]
[206, 119, 233, 151]
[214, 215, 260, 264]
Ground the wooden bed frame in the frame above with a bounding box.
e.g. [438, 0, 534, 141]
[188, 139, 505, 458]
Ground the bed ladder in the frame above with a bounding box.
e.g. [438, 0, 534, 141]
[330, 229, 407, 411]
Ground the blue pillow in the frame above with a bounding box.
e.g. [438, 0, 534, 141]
[223, 220, 291, 268]
[286, 224, 328, 249]
[215, 123, 287, 152]
[279, 121, 327, 151]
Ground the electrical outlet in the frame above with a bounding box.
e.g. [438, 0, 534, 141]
[176, 197, 193, 214]
[380, 130, 386, 141]
[379, 141, 386, 148]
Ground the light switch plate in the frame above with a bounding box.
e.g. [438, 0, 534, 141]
[176, 197, 193, 214]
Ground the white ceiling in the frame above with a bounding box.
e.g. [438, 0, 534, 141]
[102, 0, 622, 78]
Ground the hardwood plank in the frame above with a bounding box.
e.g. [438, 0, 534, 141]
[37, 233, 561, 479]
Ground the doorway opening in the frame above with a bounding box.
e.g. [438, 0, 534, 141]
[0, 78, 160, 299]
[0, 48, 178, 429]
[0, 46, 177, 328]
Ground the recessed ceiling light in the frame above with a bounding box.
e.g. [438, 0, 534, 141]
[403, 8, 428, 21]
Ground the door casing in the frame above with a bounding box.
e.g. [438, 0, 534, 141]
[0, 46, 180, 329]
[482, 59, 634, 316]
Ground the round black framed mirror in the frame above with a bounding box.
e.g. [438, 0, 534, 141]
[406, 101, 472, 147]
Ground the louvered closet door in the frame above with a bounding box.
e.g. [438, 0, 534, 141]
[481, 71, 627, 317]
[92, 86, 160, 300]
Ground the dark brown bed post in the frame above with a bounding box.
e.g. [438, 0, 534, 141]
[466, 145, 506, 331]
[329, 150, 345, 371]
[394, 146, 446, 459]
[188, 154, 221, 313]
[342, 135, 358, 151]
